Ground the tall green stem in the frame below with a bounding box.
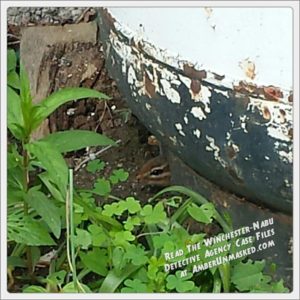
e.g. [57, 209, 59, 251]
[22, 139, 33, 274]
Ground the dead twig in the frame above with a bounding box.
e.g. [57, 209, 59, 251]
[74, 139, 122, 171]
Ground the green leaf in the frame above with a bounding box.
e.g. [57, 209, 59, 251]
[23, 285, 48, 293]
[187, 203, 215, 224]
[25, 189, 61, 238]
[88, 224, 107, 247]
[141, 202, 167, 225]
[32, 87, 110, 130]
[124, 244, 148, 266]
[93, 178, 111, 197]
[8, 256, 27, 268]
[7, 49, 17, 73]
[99, 264, 141, 293]
[166, 271, 195, 292]
[8, 70, 20, 89]
[109, 168, 129, 184]
[124, 197, 141, 214]
[124, 216, 141, 231]
[46, 270, 67, 288]
[112, 247, 126, 270]
[8, 215, 55, 246]
[74, 229, 92, 250]
[7, 86, 24, 139]
[79, 248, 108, 276]
[19, 64, 32, 118]
[27, 141, 68, 196]
[113, 230, 135, 247]
[86, 159, 106, 173]
[121, 279, 148, 293]
[231, 260, 265, 292]
[41, 130, 116, 153]
[61, 282, 91, 293]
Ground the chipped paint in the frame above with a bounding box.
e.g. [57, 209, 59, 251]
[206, 135, 227, 168]
[175, 123, 185, 136]
[184, 114, 189, 124]
[239, 115, 248, 133]
[191, 106, 206, 121]
[160, 79, 181, 103]
[99, 8, 293, 214]
[193, 129, 201, 139]
[169, 135, 177, 145]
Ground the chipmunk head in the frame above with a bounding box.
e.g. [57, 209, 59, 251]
[136, 156, 171, 186]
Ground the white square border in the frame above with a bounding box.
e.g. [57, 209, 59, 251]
[1, 1, 299, 299]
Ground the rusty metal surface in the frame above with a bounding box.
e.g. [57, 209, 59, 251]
[97, 8, 293, 214]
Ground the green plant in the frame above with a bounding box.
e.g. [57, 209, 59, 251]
[7, 49, 289, 293]
[7, 49, 116, 279]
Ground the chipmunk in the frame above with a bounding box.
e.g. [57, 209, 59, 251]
[136, 135, 171, 186]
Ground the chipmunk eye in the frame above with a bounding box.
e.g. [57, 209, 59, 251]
[150, 168, 163, 176]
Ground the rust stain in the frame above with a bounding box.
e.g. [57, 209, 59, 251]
[190, 79, 201, 95]
[263, 85, 283, 101]
[183, 63, 207, 81]
[144, 71, 156, 98]
[288, 128, 293, 140]
[279, 109, 286, 123]
[262, 106, 271, 120]
[234, 81, 257, 94]
[234, 81, 285, 102]
[288, 92, 293, 102]
[226, 145, 238, 160]
[239, 59, 256, 80]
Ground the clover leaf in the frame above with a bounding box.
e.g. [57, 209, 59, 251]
[166, 271, 195, 292]
[86, 159, 105, 173]
[88, 224, 107, 247]
[124, 216, 141, 231]
[109, 168, 129, 184]
[124, 244, 148, 266]
[93, 178, 111, 197]
[231, 260, 265, 292]
[121, 279, 148, 293]
[113, 230, 135, 247]
[73, 228, 92, 250]
[141, 202, 167, 224]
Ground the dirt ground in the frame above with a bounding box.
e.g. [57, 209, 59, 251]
[9, 23, 163, 203]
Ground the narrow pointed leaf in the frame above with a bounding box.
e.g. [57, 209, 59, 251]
[32, 88, 110, 130]
[41, 130, 116, 153]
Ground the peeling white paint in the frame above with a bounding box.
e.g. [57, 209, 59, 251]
[184, 115, 189, 124]
[175, 123, 185, 136]
[265, 155, 270, 160]
[160, 79, 181, 104]
[190, 85, 211, 114]
[191, 106, 206, 121]
[239, 115, 248, 133]
[127, 65, 137, 85]
[179, 74, 192, 88]
[145, 103, 152, 110]
[169, 135, 177, 145]
[278, 150, 293, 164]
[206, 135, 227, 167]
[193, 129, 201, 138]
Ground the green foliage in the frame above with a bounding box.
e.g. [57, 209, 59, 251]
[86, 159, 105, 173]
[7, 49, 289, 294]
[166, 271, 195, 292]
